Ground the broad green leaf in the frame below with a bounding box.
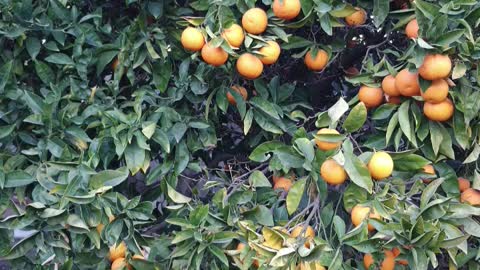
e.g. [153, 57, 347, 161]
[167, 183, 191, 204]
[4, 171, 34, 188]
[342, 140, 373, 193]
[124, 142, 145, 174]
[152, 61, 172, 93]
[420, 178, 444, 209]
[0, 60, 13, 92]
[392, 154, 430, 171]
[249, 171, 271, 188]
[189, 205, 209, 226]
[250, 97, 280, 120]
[249, 141, 284, 162]
[342, 102, 367, 133]
[244, 109, 254, 135]
[286, 178, 306, 215]
[26, 37, 41, 59]
[89, 167, 129, 189]
[373, 0, 389, 27]
[398, 101, 416, 146]
[0, 124, 15, 139]
[45, 53, 75, 65]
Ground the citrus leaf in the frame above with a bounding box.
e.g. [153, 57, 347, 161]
[342, 102, 367, 133]
[286, 178, 307, 215]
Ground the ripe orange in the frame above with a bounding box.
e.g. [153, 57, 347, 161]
[201, 42, 228, 67]
[395, 69, 420, 96]
[363, 253, 374, 269]
[304, 49, 329, 71]
[382, 75, 400, 97]
[421, 79, 449, 103]
[419, 54, 452, 80]
[345, 8, 367, 26]
[274, 178, 292, 192]
[381, 250, 396, 270]
[242, 8, 268, 34]
[297, 262, 326, 270]
[405, 19, 419, 39]
[222, 24, 245, 48]
[181, 27, 205, 52]
[358, 86, 384, 108]
[236, 53, 263, 79]
[386, 95, 401, 105]
[111, 258, 129, 270]
[423, 164, 435, 175]
[273, 173, 295, 184]
[461, 188, 480, 206]
[458, 177, 471, 193]
[315, 128, 341, 151]
[423, 98, 454, 122]
[259, 41, 281, 65]
[109, 242, 127, 262]
[392, 247, 408, 265]
[227, 85, 248, 105]
[272, 0, 301, 20]
[290, 225, 315, 239]
[368, 152, 394, 180]
[351, 205, 381, 231]
[320, 159, 347, 185]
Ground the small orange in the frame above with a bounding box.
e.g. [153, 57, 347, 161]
[272, 173, 295, 184]
[227, 85, 248, 105]
[315, 128, 341, 151]
[405, 19, 419, 39]
[461, 188, 480, 206]
[381, 250, 396, 270]
[201, 42, 228, 67]
[320, 159, 348, 185]
[242, 8, 268, 35]
[111, 258, 129, 270]
[358, 86, 384, 108]
[222, 24, 244, 48]
[259, 41, 281, 65]
[368, 152, 394, 180]
[421, 164, 436, 184]
[364, 253, 374, 269]
[345, 8, 367, 26]
[392, 247, 408, 265]
[351, 205, 381, 232]
[419, 54, 452, 80]
[236, 53, 263, 79]
[181, 27, 205, 52]
[304, 49, 329, 71]
[395, 69, 420, 96]
[272, 0, 301, 20]
[290, 225, 315, 239]
[297, 262, 326, 270]
[273, 178, 292, 192]
[386, 95, 401, 105]
[382, 75, 400, 97]
[109, 241, 127, 262]
[458, 177, 471, 193]
[423, 98, 454, 122]
[421, 79, 449, 103]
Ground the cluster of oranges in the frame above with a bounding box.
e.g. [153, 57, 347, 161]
[364, 248, 408, 270]
[108, 242, 144, 270]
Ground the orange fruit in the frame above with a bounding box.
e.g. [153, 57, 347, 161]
[227, 85, 248, 105]
[242, 8, 268, 34]
[274, 178, 292, 192]
[358, 86, 384, 108]
[405, 19, 419, 39]
[111, 258, 129, 270]
[236, 53, 263, 79]
[320, 159, 347, 185]
[386, 95, 401, 105]
[273, 173, 295, 184]
[345, 8, 367, 26]
[297, 262, 326, 270]
[351, 205, 381, 231]
[392, 247, 408, 265]
[272, 0, 301, 20]
[381, 250, 396, 270]
[259, 41, 281, 65]
[421, 164, 436, 184]
[382, 75, 400, 97]
[304, 49, 328, 71]
[395, 69, 420, 96]
[222, 24, 244, 48]
[290, 225, 315, 248]
[368, 152, 393, 180]
[419, 54, 452, 80]
[458, 177, 471, 193]
[421, 79, 449, 103]
[423, 98, 454, 122]
[364, 254, 374, 269]
[461, 188, 480, 206]
[109, 242, 127, 262]
[315, 128, 341, 151]
[201, 42, 228, 67]
[181, 27, 205, 52]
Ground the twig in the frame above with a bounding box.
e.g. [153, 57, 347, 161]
[284, 199, 316, 228]
[224, 163, 269, 202]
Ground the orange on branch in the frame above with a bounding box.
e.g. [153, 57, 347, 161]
[358, 86, 384, 108]
[419, 54, 452, 80]
[458, 177, 471, 193]
[363, 254, 374, 269]
[242, 8, 268, 34]
[222, 24, 244, 48]
[201, 42, 228, 67]
[395, 69, 420, 97]
[272, 0, 301, 20]
[304, 49, 328, 71]
[181, 27, 205, 52]
[351, 205, 381, 231]
[423, 98, 454, 122]
[461, 188, 480, 206]
[273, 178, 292, 192]
[421, 79, 449, 103]
[368, 152, 393, 180]
[382, 75, 400, 97]
[227, 85, 248, 105]
[405, 19, 419, 39]
[236, 53, 263, 79]
[111, 258, 129, 270]
[320, 159, 347, 185]
[109, 242, 127, 262]
[315, 128, 341, 151]
[345, 8, 367, 26]
[259, 41, 281, 65]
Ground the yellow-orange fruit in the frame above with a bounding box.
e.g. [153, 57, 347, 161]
[421, 164, 436, 184]
[222, 24, 245, 48]
[351, 205, 381, 231]
[461, 188, 480, 206]
[382, 75, 400, 97]
[274, 178, 292, 192]
[297, 262, 326, 270]
[259, 41, 281, 65]
[345, 8, 367, 26]
[227, 85, 248, 105]
[395, 69, 420, 96]
[405, 19, 419, 39]
[392, 247, 408, 265]
[273, 173, 295, 184]
[458, 177, 471, 193]
[290, 225, 315, 239]
[272, 0, 301, 20]
[381, 250, 396, 270]
[423, 98, 454, 122]
[242, 8, 268, 34]
[364, 254, 374, 269]
[111, 258, 129, 270]
[421, 79, 449, 103]
[368, 152, 394, 180]
[419, 54, 452, 80]
[304, 50, 329, 71]
[109, 242, 127, 262]
[315, 128, 341, 151]
[236, 53, 263, 79]
[358, 86, 384, 108]
[181, 27, 205, 52]
[201, 42, 228, 67]
[320, 159, 347, 185]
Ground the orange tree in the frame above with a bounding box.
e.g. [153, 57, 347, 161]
[0, 0, 480, 269]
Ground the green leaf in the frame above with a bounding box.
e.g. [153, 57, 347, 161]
[294, 138, 315, 162]
[433, 30, 465, 47]
[373, 0, 389, 27]
[286, 178, 307, 215]
[34, 60, 55, 84]
[4, 171, 34, 188]
[392, 154, 430, 171]
[249, 141, 284, 162]
[209, 245, 229, 266]
[249, 171, 271, 188]
[0, 60, 13, 93]
[250, 97, 280, 120]
[152, 61, 172, 93]
[148, 1, 164, 18]
[0, 124, 15, 139]
[124, 142, 145, 174]
[67, 214, 89, 231]
[420, 178, 444, 209]
[244, 109, 254, 135]
[44, 53, 75, 65]
[166, 182, 191, 204]
[429, 121, 442, 156]
[189, 205, 209, 226]
[452, 62, 467, 80]
[342, 102, 367, 133]
[26, 37, 41, 59]
[152, 129, 170, 153]
[342, 140, 373, 193]
[89, 167, 129, 189]
[398, 101, 416, 147]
